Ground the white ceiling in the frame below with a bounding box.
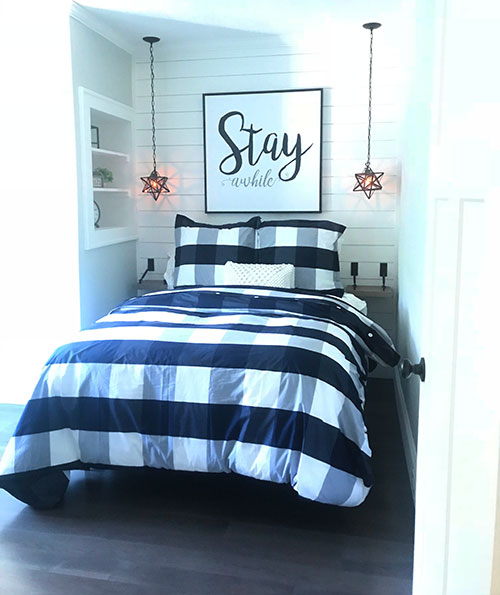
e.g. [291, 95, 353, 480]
[73, 0, 410, 52]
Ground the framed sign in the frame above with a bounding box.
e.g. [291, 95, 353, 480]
[203, 88, 323, 213]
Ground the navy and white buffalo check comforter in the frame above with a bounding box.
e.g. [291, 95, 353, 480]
[0, 287, 400, 508]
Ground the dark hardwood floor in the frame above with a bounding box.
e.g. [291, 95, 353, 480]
[0, 379, 414, 594]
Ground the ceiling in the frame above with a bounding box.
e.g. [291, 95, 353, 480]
[73, 0, 410, 52]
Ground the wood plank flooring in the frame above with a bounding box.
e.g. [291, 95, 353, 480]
[0, 379, 414, 594]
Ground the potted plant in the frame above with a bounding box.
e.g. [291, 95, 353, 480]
[93, 167, 114, 188]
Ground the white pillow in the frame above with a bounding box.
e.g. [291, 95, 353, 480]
[224, 261, 294, 289]
[163, 255, 175, 288]
[341, 292, 368, 315]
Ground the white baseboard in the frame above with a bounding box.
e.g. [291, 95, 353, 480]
[393, 369, 417, 503]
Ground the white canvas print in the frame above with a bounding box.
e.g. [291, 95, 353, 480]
[203, 89, 323, 213]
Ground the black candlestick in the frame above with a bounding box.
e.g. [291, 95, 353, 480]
[380, 262, 388, 290]
[139, 258, 155, 284]
[351, 262, 359, 289]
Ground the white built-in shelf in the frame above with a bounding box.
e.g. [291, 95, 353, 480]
[78, 87, 137, 250]
[92, 147, 130, 160]
[91, 226, 138, 249]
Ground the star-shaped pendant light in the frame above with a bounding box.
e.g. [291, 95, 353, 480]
[353, 23, 384, 200]
[141, 169, 170, 201]
[140, 36, 169, 201]
[353, 165, 384, 199]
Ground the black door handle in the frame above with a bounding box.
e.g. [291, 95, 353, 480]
[400, 357, 426, 382]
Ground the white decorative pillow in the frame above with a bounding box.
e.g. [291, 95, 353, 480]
[163, 255, 175, 288]
[224, 261, 294, 289]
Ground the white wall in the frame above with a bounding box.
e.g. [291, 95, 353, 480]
[396, 0, 438, 447]
[0, 4, 80, 404]
[133, 23, 411, 359]
[493, 454, 500, 594]
[70, 18, 137, 329]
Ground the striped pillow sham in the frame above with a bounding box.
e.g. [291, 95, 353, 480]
[256, 218, 346, 293]
[174, 214, 259, 287]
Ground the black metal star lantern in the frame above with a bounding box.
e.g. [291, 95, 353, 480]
[140, 169, 170, 200]
[353, 22, 384, 200]
[353, 165, 384, 199]
[140, 36, 170, 201]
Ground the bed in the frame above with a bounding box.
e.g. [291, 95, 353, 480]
[0, 216, 400, 509]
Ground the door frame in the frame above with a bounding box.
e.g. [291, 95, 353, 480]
[411, 0, 499, 593]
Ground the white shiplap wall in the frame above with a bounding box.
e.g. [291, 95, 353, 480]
[133, 33, 404, 354]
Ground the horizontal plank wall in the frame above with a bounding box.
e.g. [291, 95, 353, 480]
[71, 18, 137, 330]
[133, 32, 404, 375]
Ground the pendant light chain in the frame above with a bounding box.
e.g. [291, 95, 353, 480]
[353, 22, 383, 199]
[149, 41, 157, 173]
[140, 35, 169, 200]
[366, 28, 374, 168]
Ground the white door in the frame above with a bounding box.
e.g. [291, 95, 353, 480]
[412, 0, 499, 593]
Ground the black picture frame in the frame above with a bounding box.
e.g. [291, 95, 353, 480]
[203, 88, 323, 214]
[91, 125, 100, 149]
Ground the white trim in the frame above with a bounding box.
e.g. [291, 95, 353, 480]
[79, 87, 135, 120]
[92, 147, 130, 160]
[148, 33, 325, 57]
[393, 368, 417, 503]
[70, 3, 134, 55]
[77, 87, 137, 250]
